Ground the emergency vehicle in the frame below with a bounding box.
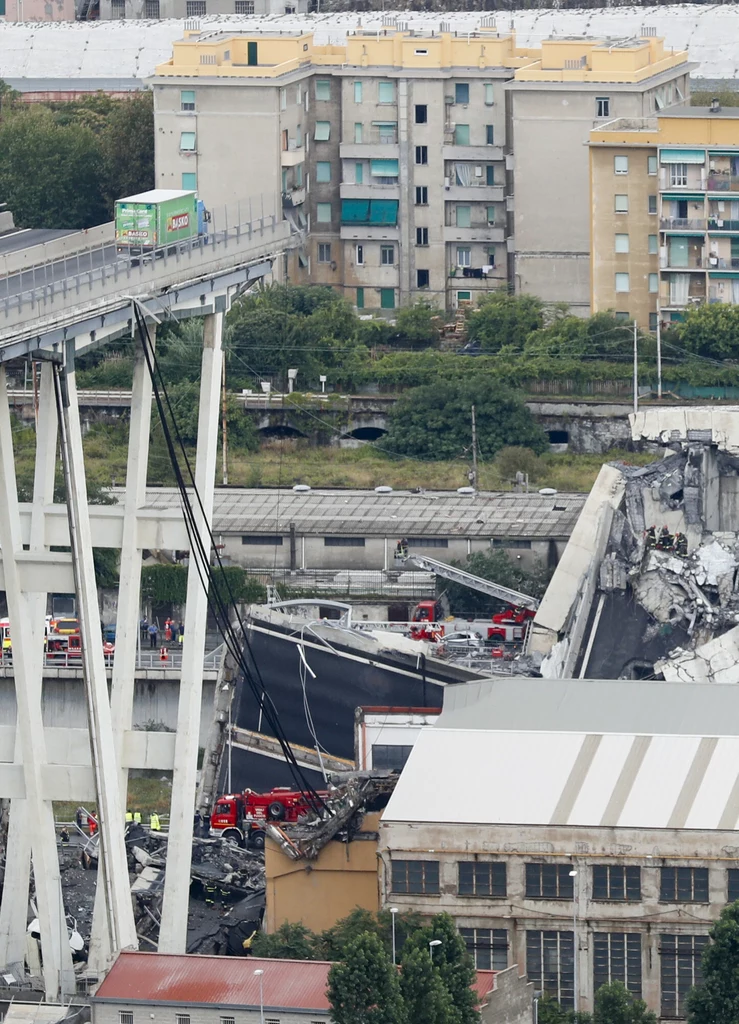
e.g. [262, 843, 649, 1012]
[210, 787, 327, 848]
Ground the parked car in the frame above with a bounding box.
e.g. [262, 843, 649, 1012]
[456, 340, 482, 356]
[440, 631, 486, 650]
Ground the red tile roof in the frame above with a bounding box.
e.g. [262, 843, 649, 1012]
[94, 952, 496, 1013]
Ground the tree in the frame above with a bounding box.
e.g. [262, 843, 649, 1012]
[594, 983, 655, 1024]
[443, 549, 552, 616]
[327, 932, 406, 1024]
[99, 92, 155, 210]
[392, 302, 441, 350]
[467, 293, 544, 354]
[678, 303, 739, 361]
[250, 921, 318, 960]
[687, 901, 739, 1024]
[319, 907, 423, 962]
[381, 377, 547, 460]
[401, 914, 479, 1024]
[400, 946, 461, 1024]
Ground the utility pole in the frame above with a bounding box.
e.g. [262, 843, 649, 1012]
[656, 309, 663, 400]
[221, 354, 228, 486]
[633, 319, 638, 416]
[470, 404, 478, 491]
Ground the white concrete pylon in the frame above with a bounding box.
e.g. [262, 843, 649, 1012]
[0, 364, 71, 999]
[55, 359, 138, 955]
[158, 311, 223, 951]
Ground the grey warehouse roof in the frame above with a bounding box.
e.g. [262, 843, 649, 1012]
[137, 487, 585, 538]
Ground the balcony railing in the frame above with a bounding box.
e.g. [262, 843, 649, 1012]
[713, 257, 739, 269]
[707, 173, 739, 193]
[660, 254, 705, 269]
[663, 294, 706, 308]
[708, 218, 739, 231]
[660, 218, 706, 230]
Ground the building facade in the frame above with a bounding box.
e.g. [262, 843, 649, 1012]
[591, 107, 739, 330]
[509, 34, 691, 316]
[151, 25, 689, 314]
[99, 0, 305, 19]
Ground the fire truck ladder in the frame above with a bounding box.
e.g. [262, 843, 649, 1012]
[402, 554, 539, 610]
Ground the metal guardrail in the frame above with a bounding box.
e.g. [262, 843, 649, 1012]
[0, 644, 223, 672]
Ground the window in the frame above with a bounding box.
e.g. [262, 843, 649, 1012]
[417, 269, 430, 289]
[372, 744, 413, 769]
[355, 162, 363, 184]
[221, 1018, 236, 1024]
[649, 195, 657, 214]
[456, 206, 471, 229]
[649, 234, 658, 254]
[295, 163, 303, 186]
[371, 158, 398, 179]
[455, 124, 470, 146]
[487, 206, 495, 226]
[242, 535, 282, 545]
[145, 0, 160, 14]
[455, 82, 470, 104]
[416, 227, 429, 246]
[280, 87, 287, 110]
[119, 1015, 133, 1024]
[456, 291, 472, 304]
[615, 273, 630, 293]
[316, 161, 331, 183]
[649, 273, 659, 293]
[265, 1019, 280, 1024]
[526, 931, 575, 1009]
[377, 122, 397, 144]
[356, 287, 364, 309]
[415, 146, 428, 165]
[415, 104, 427, 124]
[180, 89, 195, 111]
[729, 868, 739, 903]
[492, 538, 532, 549]
[486, 165, 495, 186]
[526, 864, 575, 899]
[414, 48, 428, 55]
[315, 79, 330, 101]
[458, 861, 507, 897]
[355, 244, 364, 265]
[648, 154, 658, 175]
[596, 96, 610, 118]
[318, 243, 332, 263]
[460, 928, 508, 970]
[176, 1016, 190, 1024]
[592, 866, 641, 901]
[615, 195, 628, 213]
[354, 123, 363, 144]
[181, 172, 197, 190]
[378, 82, 395, 104]
[614, 155, 629, 175]
[391, 860, 439, 894]
[594, 933, 642, 997]
[671, 163, 688, 187]
[456, 247, 471, 267]
[487, 249, 496, 268]
[484, 83, 494, 106]
[615, 311, 629, 321]
[314, 121, 330, 141]
[486, 125, 494, 145]
[179, 131, 196, 152]
[316, 203, 332, 223]
[324, 537, 365, 547]
[354, 81, 362, 103]
[381, 245, 395, 266]
[415, 186, 428, 205]
[234, 1, 253, 10]
[615, 233, 629, 253]
[405, 537, 448, 548]
[380, 288, 395, 310]
[247, 40, 258, 65]
[186, 0, 205, 12]
[660, 934, 709, 1017]
[649, 312, 658, 332]
[660, 867, 709, 902]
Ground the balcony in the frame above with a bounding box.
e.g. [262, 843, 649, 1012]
[707, 173, 739, 193]
[281, 148, 304, 168]
[659, 255, 704, 270]
[340, 182, 400, 201]
[442, 145, 504, 162]
[708, 218, 739, 232]
[340, 141, 399, 160]
[282, 187, 306, 208]
[712, 257, 739, 269]
[340, 224, 400, 241]
[660, 170, 706, 190]
[444, 225, 506, 243]
[660, 218, 706, 231]
[444, 184, 505, 203]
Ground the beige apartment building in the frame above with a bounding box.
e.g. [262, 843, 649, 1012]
[151, 25, 690, 314]
[590, 106, 739, 330]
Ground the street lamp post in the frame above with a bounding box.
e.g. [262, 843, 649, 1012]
[429, 939, 442, 961]
[254, 969, 264, 1024]
[569, 870, 579, 1014]
[390, 907, 399, 965]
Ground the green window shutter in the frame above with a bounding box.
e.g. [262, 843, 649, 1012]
[369, 200, 399, 225]
[182, 172, 197, 190]
[380, 288, 395, 309]
[180, 132, 196, 151]
[315, 80, 330, 101]
[355, 163, 363, 184]
[316, 162, 332, 183]
[378, 82, 395, 104]
[354, 81, 363, 103]
[341, 199, 371, 223]
[314, 121, 331, 141]
[356, 287, 365, 309]
[456, 206, 471, 228]
[370, 159, 399, 176]
[660, 149, 705, 164]
[486, 165, 495, 185]
[247, 41, 258, 66]
[455, 124, 470, 146]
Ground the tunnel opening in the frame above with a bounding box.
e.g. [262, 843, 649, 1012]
[349, 426, 388, 441]
[259, 425, 307, 439]
[548, 429, 569, 445]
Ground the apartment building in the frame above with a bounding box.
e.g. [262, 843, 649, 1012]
[509, 34, 691, 315]
[590, 105, 739, 330]
[379, 683, 739, 1020]
[99, 0, 304, 18]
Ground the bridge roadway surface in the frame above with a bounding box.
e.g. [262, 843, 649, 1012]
[0, 228, 76, 255]
[0, 243, 118, 301]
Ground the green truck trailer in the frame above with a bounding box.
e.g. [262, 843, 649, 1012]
[115, 189, 206, 256]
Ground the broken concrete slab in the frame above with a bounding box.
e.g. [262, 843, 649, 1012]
[657, 624, 739, 684]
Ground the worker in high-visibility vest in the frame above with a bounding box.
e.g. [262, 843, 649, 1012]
[150, 812, 161, 831]
[133, 810, 142, 824]
[125, 810, 133, 823]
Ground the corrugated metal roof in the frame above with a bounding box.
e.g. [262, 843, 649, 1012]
[384, 727, 739, 830]
[132, 487, 584, 539]
[93, 952, 495, 1009]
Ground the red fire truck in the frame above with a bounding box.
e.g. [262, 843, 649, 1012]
[210, 787, 327, 848]
[408, 600, 534, 644]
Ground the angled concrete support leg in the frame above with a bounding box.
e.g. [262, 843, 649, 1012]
[0, 366, 72, 999]
[55, 356, 138, 956]
[0, 799, 31, 969]
[158, 312, 223, 952]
